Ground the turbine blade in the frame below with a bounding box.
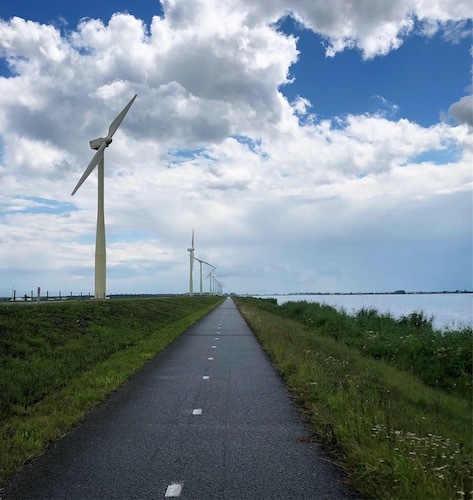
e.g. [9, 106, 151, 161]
[191, 228, 194, 249]
[107, 94, 137, 138]
[71, 142, 106, 196]
[204, 265, 218, 279]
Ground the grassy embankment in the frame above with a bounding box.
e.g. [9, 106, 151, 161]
[234, 297, 472, 500]
[0, 296, 223, 485]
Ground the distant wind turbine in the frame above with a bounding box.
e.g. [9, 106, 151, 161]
[214, 277, 223, 295]
[194, 258, 213, 295]
[71, 94, 137, 299]
[187, 229, 195, 296]
[205, 265, 218, 295]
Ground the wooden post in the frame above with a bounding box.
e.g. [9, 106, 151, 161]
[37, 287, 41, 304]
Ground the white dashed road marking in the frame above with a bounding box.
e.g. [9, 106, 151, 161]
[192, 409, 202, 415]
[165, 482, 183, 497]
[212, 345, 217, 349]
[202, 376, 210, 380]
[208, 357, 214, 360]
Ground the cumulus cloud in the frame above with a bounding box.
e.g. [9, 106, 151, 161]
[238, 0, 472, 58]
[449, 95, 473, 127]
[0, 0, 471, 295]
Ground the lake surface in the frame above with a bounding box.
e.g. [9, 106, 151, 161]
[265, 293, 473, 331]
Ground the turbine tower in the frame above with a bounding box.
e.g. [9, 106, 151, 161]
[205, 265, 218, 295]
[194, 258, 213, 295]
[187, 229, 195, 296]
[194, 257, 204, 295]
[71, 94, 137, 299]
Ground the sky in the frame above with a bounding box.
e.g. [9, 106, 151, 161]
[0, 0, 472, 297]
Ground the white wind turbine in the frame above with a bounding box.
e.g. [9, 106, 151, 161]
[214, 277, 223, 295]
[71, 94, 137, 299]
[205, 265, 218, 295]
[194, 258, 213, 295]
[187, 229, 195, 296]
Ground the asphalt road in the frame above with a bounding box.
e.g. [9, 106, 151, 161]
[2, 297, 359, 500]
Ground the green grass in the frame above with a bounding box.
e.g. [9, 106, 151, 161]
[0, 296, 223, 485]
[235, 297, 473, 500]
[246, 298, 472, 400]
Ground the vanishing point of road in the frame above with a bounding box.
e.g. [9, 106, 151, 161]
[3, 297, 358, 500]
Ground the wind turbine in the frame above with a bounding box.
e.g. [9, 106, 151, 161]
[214, 277, 223, 295]
[193, 257, 204, 295]
[205, 265, 218, 295]
[194, 258, 213, 295]
[187, 229, 195, 296]
[71, 94, 137, 299]
[215, 277, 224, 295]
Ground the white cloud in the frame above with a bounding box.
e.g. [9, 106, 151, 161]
[239, 0, 471, 58]
[291, 96, 312, 116]
[0, 0, 471, 296]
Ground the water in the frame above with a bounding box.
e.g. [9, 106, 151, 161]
[266, 293, 473, 331]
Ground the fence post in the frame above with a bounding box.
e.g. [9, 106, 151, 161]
[46, 291, 49, 300]
[59, 291, 62, 300]
[37, 287, 41, 304]
[13, 290, 16, 302]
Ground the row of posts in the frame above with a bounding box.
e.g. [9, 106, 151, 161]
[8, 289, 222, 302]
[10, 288, 92, 302]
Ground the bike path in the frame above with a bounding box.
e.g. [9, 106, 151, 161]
[3, 297, 358, 499]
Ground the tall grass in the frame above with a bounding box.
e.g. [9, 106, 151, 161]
[248, 298, 472, 400]
[235, 297, 472, 500]
[0, 297, 223, 485]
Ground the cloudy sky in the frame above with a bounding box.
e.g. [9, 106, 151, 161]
[0, 0, 472, 297]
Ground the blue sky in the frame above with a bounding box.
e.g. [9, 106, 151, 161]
[0, 0, 472, 297]
[281, 24, 472, 127]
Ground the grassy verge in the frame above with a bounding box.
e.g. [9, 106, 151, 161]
[0, 296, 223, 485]
[234, 297, 472, 500]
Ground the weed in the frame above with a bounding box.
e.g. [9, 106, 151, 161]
[245, 298, 472, 400]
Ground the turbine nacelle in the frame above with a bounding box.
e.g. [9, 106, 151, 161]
[90, 137, 112, 150]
